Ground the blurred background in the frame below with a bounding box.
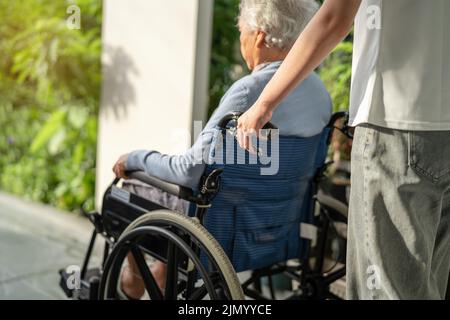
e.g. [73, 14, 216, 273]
[0, 0, 351, 215]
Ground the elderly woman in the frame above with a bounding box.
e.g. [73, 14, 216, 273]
[113, 0, 331, 299]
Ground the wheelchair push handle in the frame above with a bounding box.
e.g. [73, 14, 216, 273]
[327, 111, 348, 130]
[217, 111, 278, 131]
[217, 112, 278, 144]
[326, 111, 353, 145]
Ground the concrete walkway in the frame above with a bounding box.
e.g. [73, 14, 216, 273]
[0, 192, 353, 300]
[0, 192, 99, 300]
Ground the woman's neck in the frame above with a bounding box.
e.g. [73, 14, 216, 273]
[252, 48, 289, 70]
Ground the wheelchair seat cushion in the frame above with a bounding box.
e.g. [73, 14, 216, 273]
[192, 129, 328, 272]
[122, 180, 190, 214]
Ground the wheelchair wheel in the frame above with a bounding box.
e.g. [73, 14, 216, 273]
[99, 210, 244, 300]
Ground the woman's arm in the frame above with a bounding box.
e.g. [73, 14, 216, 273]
[113, 81, 250, 189]
[237, 0, 362, 150]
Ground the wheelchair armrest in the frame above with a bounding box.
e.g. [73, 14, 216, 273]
[126, 171, 194, 201]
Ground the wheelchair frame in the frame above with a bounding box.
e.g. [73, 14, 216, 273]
[241, 112, 350, 300]
[59, 111, 352, 301]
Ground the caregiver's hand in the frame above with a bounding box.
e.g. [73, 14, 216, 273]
[236, 102, 273, 151]
[112, 153, 130, 179]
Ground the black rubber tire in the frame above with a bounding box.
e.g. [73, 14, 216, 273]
[104, 210, 244, 300]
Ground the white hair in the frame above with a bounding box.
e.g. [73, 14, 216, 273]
[238, 0, 319, 49]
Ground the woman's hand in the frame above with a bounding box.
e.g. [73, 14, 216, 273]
[112, 154, 130, 179]
[237, 102, 273, 151]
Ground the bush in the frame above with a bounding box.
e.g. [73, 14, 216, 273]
[0, 0, 101, 212]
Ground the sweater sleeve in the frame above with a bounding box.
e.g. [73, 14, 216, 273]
[125, 80, 249, 190]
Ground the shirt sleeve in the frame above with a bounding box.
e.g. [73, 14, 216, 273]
[125, 80, 249, 190]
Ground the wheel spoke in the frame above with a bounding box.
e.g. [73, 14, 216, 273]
[268, 275, 276, 300]
[130, 245, 163, 300]
[98, 219, 241, 301]
[164, 242, 179, 300]
[186, 273, 226, 300]
[188, 284, 208, 300]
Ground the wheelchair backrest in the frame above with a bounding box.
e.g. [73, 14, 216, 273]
[197, 128, 329, 272]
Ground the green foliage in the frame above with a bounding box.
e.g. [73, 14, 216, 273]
[0, 0, 101, 212]
[319, 40, 353, 112]
[208, 0, 247, 117]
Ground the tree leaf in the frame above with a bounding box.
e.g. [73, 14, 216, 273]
[29, 109, 67, 154]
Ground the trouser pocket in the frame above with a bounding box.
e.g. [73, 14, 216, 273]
[408, 131, 450, 183]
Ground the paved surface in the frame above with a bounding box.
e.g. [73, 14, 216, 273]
[0, 192, 349, 300]
[0, 192, 100, 300]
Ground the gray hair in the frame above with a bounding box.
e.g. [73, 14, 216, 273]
[238, 0, 319, 49]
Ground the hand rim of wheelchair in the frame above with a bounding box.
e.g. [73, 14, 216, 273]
[101, 226, 216, 300]
[99, 210, 245, 300]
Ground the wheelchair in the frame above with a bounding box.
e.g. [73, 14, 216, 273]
[60, 111, 352, 300]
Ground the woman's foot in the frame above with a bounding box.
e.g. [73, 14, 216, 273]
[120, 266, 145, 300]
[120, 262, 167, 300]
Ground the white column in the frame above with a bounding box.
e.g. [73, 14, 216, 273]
[96, 0, 213, 209]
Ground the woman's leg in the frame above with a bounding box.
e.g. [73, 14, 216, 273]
[347, 126, 450, 299]
[120, 253, 145, 299]
[121, 254, 167, 299]
[119, 180, 188, 299]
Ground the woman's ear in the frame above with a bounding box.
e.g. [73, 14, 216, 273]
[255, 31, 266, 49]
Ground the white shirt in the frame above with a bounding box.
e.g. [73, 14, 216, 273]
[350, 0, 450, 130]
